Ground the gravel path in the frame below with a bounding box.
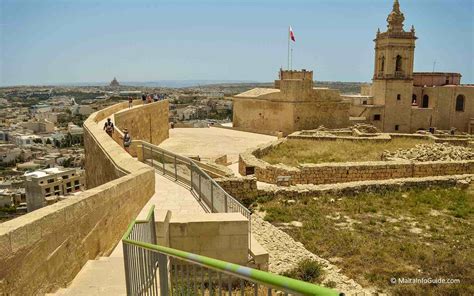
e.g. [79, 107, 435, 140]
[252, 215, 378, 295]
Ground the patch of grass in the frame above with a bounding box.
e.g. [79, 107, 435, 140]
[282, 259, 325, 284]
[261, 138, 429, 166]
[258, 187, 474, 295]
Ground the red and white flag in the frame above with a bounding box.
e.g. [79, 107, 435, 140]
[289, 26, 295, 42]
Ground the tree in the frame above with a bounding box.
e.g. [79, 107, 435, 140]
[45, 138, 52, 145]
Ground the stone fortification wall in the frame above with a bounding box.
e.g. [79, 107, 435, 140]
[239, 140, 474, 185]
[114, 100, 169, 147]
[0, 102, 156, 295]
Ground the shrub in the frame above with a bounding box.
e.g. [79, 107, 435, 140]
[282, 259, 324, 284]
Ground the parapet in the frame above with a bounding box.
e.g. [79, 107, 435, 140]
[275, 69, 314, 89]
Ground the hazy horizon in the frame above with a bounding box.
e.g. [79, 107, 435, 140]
[1, 0, 473, 86]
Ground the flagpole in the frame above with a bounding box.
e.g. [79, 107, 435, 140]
[290, 48, 293, 70]
[287, 26, 290, 70]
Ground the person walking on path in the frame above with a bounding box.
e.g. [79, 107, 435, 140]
[142, 94, 146, 105]
[128, 96, 133, 108]
[103, 118, 114, 137]
[121, 128, 132, 153]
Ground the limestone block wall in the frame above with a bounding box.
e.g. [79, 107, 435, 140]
[215, 176, 258, 207]
[258, 174, 473, 199]
[114, 100, 169, 147]
[240, 140, 474, 185]
[0, 102, 156, 295]
[168, 213, 248, 265]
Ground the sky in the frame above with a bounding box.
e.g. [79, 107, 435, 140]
[0, 0, 473, 86]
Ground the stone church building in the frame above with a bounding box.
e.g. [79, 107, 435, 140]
[346, 0, 474, 133]
[233, 0, 473, 135]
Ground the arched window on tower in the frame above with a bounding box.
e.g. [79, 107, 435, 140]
[412, 94, 417, 106]
[381, 56, 385, 72]
[456, 95, 465, 112]
[396, 55, 403, 72]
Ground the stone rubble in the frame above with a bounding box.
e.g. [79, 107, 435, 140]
[352, 123, 380, 134]
[382, 142, 474, 162]
[252, 215, 378, 295]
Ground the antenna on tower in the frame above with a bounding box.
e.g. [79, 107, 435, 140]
[432, 59, 437, 72]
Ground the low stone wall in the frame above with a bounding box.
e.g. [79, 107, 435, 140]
[240, 140, 474, 185]
[258, 174, 473, 199]
[215, 176, 258, 207]
[0, 102, 156, 295]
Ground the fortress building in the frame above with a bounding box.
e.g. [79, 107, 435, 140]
[346, 0, 474, 133]
[232, 69, 350, 135]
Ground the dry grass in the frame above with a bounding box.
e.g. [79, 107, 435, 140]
[261, 138, 428, 166]
[258, 187, 474, 296]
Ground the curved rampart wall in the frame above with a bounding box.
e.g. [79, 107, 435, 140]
[0, 101, 166, 295]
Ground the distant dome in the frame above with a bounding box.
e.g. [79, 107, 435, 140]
[110, 77, 120, 87]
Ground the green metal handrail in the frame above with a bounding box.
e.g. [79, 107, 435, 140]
[122, 206, 342, 296]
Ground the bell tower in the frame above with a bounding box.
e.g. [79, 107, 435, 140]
[373, 0, 417, 81]
[371, 0, 417, 132]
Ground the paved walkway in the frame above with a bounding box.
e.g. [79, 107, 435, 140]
[52, 171, 203, 295]
[159, 127, 276, 163]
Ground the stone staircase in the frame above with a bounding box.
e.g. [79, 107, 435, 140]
[47, 255, 126, 296]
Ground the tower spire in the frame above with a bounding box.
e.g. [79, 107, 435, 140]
[387, 0, 405, 32]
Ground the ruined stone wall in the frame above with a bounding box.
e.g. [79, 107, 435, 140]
[240, 140, 474, 185]
[0, 102, 155, 295]
[259, 174, 473, 199]
[215, 176, 258, 207]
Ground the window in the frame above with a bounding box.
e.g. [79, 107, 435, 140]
[48, 179, 54, 183]
[396, 55, 402, 71]
[62, 175, 68, 179]
[381, 56, 385, 72]
[74, 180, 79, 185]
[45, 188, 50, 193]
[412, 94, 417, 104]
[395, 125, 399, 131]
[373, 114, 381, 121]
[54, 185, 59, 191]
[397, 94, 401, 101]
[456, 95, 465, 112]
[422, 95, 429, 108]
[445, 78, 450, 85]
[363, 100, 367, 105]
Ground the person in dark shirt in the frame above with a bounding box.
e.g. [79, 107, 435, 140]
[103, 118, 114, 136]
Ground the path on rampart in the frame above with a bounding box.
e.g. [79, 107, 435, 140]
[53, 112, 204, 295]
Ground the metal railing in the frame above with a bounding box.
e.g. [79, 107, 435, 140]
[140, 142, 251, 238]
[122, 206, 342, 296]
